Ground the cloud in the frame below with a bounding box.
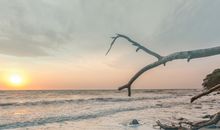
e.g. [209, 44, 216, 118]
[4, 0, 217, 58]
[154, 0, 220, 49]
[0, 0, 75, 57]
[0, 0, 173, 57]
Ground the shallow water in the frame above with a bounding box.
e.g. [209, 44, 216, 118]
[0, 89, 219, 130]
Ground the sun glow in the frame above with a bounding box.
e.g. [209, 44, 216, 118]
[9, 74, 23, 85]
[3, 71, 29, 89]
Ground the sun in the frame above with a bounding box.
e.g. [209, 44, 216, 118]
[9, 74, 23, 85]
[0, 70, 29, 89]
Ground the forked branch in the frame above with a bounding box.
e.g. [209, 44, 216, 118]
[107, 34, 220, 96]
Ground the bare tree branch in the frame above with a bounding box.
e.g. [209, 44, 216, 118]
[107, 34, 220, 96]
[106, 34, 163, 60]
[120, 46, 220, 96]
[191, 84, 220, 103]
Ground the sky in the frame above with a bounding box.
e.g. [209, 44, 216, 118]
[0, 0, 220, 90]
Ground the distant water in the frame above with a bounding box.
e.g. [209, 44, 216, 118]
[0, 89, 219, 130]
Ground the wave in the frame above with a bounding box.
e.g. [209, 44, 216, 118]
[0, 95, 173, 107]
[0, 103, 171, 129]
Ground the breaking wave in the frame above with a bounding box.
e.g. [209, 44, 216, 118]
[0, 95, 173, 107]
[0, 103, 171, 129]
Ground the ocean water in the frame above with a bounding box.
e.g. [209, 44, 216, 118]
[0, 89, 219, 130]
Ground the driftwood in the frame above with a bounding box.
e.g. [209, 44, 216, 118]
[193, 112, 220, 129]
[153, 69, 220, 130]
[156, 84, 220, 130]
[156, 111, 220, 130]
[106, 34, 220, 96]
[191, 84, 220, 103]
[155, 120, 188, 130]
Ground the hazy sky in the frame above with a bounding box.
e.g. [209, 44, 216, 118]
[0, 0, 220, 90]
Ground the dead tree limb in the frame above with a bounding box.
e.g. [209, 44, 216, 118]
[106, 34, 163, 60]
[106, 34, 220, 96]
[191, 84, 220, 103]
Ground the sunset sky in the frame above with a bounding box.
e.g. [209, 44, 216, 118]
[0, 0, 220, 90]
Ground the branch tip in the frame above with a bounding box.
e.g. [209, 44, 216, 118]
[118, 84, 132, 96]
[136, 48, 140, 52]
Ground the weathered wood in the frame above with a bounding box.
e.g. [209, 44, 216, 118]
[191, 84, 220, 103]
[156, 120, 188, 130]
[107, 34, 220, 96]
[192, 112, 220, 130]
[156, 112, 220, 130]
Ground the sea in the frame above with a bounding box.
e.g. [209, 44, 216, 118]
[0, 89, 219, 130]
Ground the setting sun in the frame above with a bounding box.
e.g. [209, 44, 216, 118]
[9, 74, 23, 85]
[2, 71, 29, 89]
